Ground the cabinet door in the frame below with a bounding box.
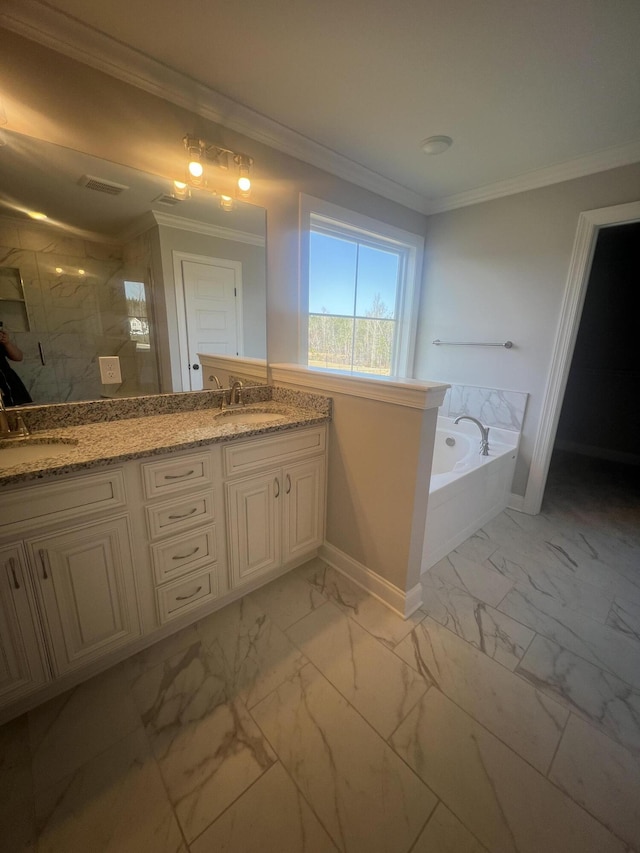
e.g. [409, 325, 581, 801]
[226, 471, 281, 587]
[27, 516, 142, 676]
[0, 544, 49, 707]
[283, 457, 325, 564]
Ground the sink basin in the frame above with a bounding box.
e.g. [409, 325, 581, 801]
[0, 439, 77, 467]
[215, 410, 286, 425]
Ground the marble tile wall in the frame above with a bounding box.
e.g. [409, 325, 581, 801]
[440, 383, 529, 431]
[0, 454, 638, 852]
[0, 217, 159, 405]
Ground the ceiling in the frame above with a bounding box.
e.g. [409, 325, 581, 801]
[4, 0, 640, 213]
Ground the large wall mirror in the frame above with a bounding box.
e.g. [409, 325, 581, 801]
[0, 129, 266, 406]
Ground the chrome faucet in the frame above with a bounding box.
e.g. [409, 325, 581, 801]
[229, 380, 244, 407]
[454, 415, 490, 456]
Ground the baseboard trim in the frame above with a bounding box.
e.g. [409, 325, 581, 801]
[319, 542, 422, 619]
[508, 492, 526, 512]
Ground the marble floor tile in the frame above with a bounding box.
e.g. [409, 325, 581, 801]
[499, 585, 640, 689]
[451, 528, 500, 564]
[299, 559, 425, 649]
[394, 618, 568, 773]
[0, 759, 36, 852]
[411, 802, 489, 853]
[34, 727, 185, 853]
[124, 622, 200, 683]
[130, 641, 275, 843]
[606, 596, 640, 642]
[515, 634, 640, 755]
[190, 762, 337, 853]
[549, 714, 640, 852]
[421, 576, 534, 670]
[425, 550, 514, 607]
[287, 601, 427, 738]
[251, 662, 435, 853]
[544, 533, 630, 592]
[0, 713, 30, 772]
[28, 664, 141, 793]
[197, 596, 307, 708]
[246, 566, 327, 630]
[484, 547, 613, 622]
[390, 689, 628, 853]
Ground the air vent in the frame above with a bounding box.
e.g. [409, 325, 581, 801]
[78, 174, 129, 195]
[153, 193, 182, 206]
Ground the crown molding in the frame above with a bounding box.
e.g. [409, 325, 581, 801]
[429, 138, 640, 213]
[0, 0, 431, 215]
[3, 1, 639, 218]
[149, 211, 265, 246]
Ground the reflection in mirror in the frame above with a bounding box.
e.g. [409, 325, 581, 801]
[0, 130, 266, 405]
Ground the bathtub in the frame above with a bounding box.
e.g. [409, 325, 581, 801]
[421, 416, 519, 572]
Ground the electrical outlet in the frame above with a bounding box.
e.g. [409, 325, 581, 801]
[99, 356, 122, 384]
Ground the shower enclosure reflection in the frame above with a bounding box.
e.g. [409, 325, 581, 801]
[0, 131, 266, 404]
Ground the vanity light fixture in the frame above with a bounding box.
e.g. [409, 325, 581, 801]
[183, 135, 254, 198]
[172, 180, 190, 200]
[420, 135, 453, 155]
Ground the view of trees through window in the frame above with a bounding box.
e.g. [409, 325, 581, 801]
[308, 230, 400, 375]
[124, 280, 150, 349]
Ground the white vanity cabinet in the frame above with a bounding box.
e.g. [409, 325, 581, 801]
[224, 426, 326, 587]
[0, 469, 141, 708]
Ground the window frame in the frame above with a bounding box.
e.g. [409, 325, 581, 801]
[299, 194, 423, 378]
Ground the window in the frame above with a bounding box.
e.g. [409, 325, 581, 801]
[300, 196, 423, 377]
[124, 280, 150, 350]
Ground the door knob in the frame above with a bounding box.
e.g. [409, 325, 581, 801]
[191, 363, 200, 370]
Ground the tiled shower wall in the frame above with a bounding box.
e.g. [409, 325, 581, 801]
[440, 383, 529, 432]
[0, 217, 160, 405]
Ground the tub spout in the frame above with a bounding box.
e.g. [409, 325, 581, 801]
[454, 415, 490, 456]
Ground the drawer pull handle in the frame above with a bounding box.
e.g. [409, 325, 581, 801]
[285, 474, 291, 494]
[38, 549, 49, 580]
[9, 558, 20, 590]
[172, 546, 200, 561]
[274, 477, 280, 499]
[176, 586, 203, 601]
[164, 469, 195, 480]
[168, 508, 198, 520]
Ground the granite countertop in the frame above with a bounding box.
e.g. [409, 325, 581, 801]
[0, 402, 329, 486]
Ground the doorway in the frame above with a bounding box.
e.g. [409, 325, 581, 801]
[524, 200, 640, 514]
[173, 253, 243, 391]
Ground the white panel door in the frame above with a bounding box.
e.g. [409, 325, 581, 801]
[27, 516, 141, 675]
[182, 259, 241, 390]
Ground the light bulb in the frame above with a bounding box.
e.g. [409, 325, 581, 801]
[188, 159, 203, 178]
[237, 175, 251, 193]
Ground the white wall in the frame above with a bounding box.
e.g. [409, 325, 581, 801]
[414, 164, 640, 496]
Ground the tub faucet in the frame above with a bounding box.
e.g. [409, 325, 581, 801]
[454, 415, 490, 456]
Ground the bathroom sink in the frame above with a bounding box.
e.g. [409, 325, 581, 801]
[215, 410, 286, 425]
[0, 438, 77, 467]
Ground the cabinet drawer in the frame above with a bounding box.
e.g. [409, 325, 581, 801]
[150, 526, 217, 584]
[223, 426, 326, 477]
[0, 470, 126, 536]
[141, 452, 213, 500]
[156, 567, 218, 624]
[146, 490, 215, 541]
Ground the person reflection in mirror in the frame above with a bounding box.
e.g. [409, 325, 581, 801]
[0, 325, 32, 406]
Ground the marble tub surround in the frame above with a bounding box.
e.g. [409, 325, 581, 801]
[440, 383, 529, 432]
[0, 394, 331, 485]
[1, 455, 639, 851]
